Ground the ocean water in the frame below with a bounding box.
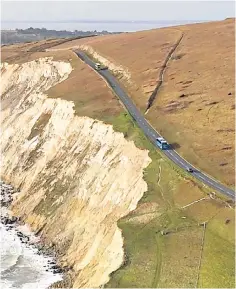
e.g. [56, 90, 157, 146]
[1, 20, 205, 32]
[0, 184, 62, 289]
[0, 19, 206, 288]
[0, 223, 62, 289]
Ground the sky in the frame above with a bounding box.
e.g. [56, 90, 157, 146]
[1, 0, 235, 22]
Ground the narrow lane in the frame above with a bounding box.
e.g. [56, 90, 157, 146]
[75, 50, 235, 200]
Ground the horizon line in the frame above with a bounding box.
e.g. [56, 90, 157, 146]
[1, 19, 212, 24]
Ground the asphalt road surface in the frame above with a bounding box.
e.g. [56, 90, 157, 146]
[75, 50, 235, 200]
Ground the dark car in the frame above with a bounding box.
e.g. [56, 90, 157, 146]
[101, 66, 108, 70]
[186, 167, 193, 173]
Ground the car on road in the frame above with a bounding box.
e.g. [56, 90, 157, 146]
[156, 137, 169, 150]
[95, 63, 108, 71]
[75, 51, 235, 199]
[95, 63, 101, 70]
[186, 167, 193, 173]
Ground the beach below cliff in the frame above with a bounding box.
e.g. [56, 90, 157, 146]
[0, 181, 63, 289]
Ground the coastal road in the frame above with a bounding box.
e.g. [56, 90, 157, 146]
[75, 50, 235, 200]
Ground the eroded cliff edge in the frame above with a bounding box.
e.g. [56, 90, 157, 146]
[0, 58, 151, 287]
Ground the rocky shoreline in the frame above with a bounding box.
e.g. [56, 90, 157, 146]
[0, 181, 65, 280]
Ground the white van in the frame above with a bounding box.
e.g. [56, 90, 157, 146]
[95, 63, 101, 70]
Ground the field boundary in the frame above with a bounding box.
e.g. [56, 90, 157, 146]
[145, 30, 184, 111]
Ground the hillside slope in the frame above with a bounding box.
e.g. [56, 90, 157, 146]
[51, 19, 235, 187]
[1, 40, 235, 288]
[0, 57, 151, 287]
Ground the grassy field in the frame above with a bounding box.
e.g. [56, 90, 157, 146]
[2, 40, 235, 288]
[51, 19, 235, 187]
[106, 112, 235, 288]
[1, 38, 71, 64]
[199, 207, 235, 288]
[46, 50, 123, 122]
[146, 19, 235, 187]
[1, 42, 123, 123]
[199, 230, 235, 288]
[47, 27, 182, 112]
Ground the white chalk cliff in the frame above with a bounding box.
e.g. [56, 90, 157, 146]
[0, 58, 151, 287]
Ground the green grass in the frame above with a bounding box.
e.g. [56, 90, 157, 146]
[107, 219, 162, 288]
[199, 205, 235, 289]
[69, 51, 234, 287]
[198, 228, 235, 288]
[103, 112, 204, 287]
[26, 93, 234, 288]
[104, 111, 234, 288]
[157, 227, 203, 288]
[5, 46, 233, 288]
[207, 207, 235, 244]
[37, 49, 234, 287]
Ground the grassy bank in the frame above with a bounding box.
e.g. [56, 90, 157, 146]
[26, 48, 234, 288]
[107, 112, 235, 288]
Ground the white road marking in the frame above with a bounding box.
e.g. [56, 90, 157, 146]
[77, 51, 235, 198]
[168, 151, 186, 167]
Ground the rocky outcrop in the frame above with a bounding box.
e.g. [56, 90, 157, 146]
[0, 58, 151, 287]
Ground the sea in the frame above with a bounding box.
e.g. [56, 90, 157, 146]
[0, 224, 62, 289]
[1, 20, 207, 32]
[0, 183, 62, 289]
[1, 19, 206, 288]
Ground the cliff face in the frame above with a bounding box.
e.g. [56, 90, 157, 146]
[0, 58, 151, 287]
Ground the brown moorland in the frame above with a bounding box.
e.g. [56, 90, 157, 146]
[1, 38, 235, 288]
[48, 27, 183, 111]
[51, 19, 235, 187]
[1, 40, 122, 121]
[1, 38, 70, 64]
[148, 19, 235, 187]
